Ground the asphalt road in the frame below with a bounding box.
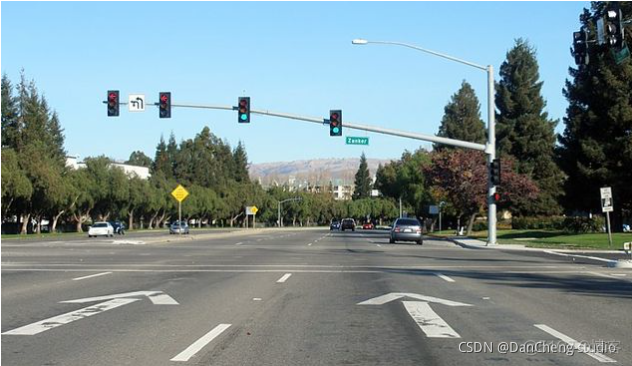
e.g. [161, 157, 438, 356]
[2, 229, 630, 366]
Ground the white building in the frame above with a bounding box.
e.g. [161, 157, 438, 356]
[65, 156, 150, 180]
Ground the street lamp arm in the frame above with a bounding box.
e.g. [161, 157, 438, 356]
[355, 40, 487, 71]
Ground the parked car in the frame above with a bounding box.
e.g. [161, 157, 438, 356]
[88, 222, 114, 238]
[109, 221, 125, 235]
[341, 218, 356, 232]
[330, 220, 341, 231]
[169, 221, 190, 235]
[362, 222, 374, 230]
[389, 218, 423, 245]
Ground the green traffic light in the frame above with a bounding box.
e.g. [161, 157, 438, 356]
[240, 114, 247, 121]
[333, 127, 339, 134]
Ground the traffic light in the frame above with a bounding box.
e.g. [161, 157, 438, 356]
[329, 110, 342, 136]
[107, 90, 119, 117]
[605, 5, 624, 49]
[159, 92, 171, 118]
[238, 97, 250, 123]
[493, 192, 501, 203]
[490, 158, 501, 186]
[573, 30, 589, 65]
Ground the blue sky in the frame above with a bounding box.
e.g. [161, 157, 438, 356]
[2, 1, 589, 164]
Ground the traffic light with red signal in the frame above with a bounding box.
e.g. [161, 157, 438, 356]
[329, 110, 342, 136]
[238, 97, 250, 123]
[107, 90, 119, 117]
[159, 92, 171, 118]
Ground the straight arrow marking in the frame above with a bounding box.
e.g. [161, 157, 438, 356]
[2, 298, 140, 335]
[61, 290, 178, 305]
[402, 301, 461, 338]
[358, 292, 471, 307]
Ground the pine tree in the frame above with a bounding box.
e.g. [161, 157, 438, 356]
[233, 141, 250, 183]
[435, 80, 486, 150]
[353, 153, 372, 200]
[152, 135, 171, 177]
[559, 3, 632, 229]
[496, 38, 564, 216]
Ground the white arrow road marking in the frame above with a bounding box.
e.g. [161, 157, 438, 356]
[3, 290, 178, 336]
[358, 292, 471, 339]
[72, 271, 112, 281]
[61, 290, 179, 305]
[2, 298, 139, 335]
[277, 273, 292, 283]
[171, 324, 231, 362]
[403, 301, 461, 338]
[535, 324, 617, 363]
[357, 292, 472, 307]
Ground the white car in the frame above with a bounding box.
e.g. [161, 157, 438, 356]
[88, 222, 114, 237]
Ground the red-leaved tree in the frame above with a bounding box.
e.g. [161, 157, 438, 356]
[425, 149, 538, 235]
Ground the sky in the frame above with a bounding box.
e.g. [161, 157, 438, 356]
[1, 1, 590, 165]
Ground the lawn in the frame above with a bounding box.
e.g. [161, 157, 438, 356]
[469, 229, 632, 250]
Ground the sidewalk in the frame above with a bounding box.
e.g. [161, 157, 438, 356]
[447, 236, 632, 269]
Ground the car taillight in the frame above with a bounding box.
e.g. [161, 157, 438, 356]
[414, 226, 421, 233]
[394, 227, 400, 232]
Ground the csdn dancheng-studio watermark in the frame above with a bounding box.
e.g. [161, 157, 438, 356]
[459, 340, 621, 356]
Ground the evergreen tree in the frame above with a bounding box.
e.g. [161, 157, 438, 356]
[233, 141, 250, 183]
[559, 3, 632, 228]
[1, 74, 19, 148]
[127, 150, 153, 167]
[435, 80, 486, 150]
[353, 153, 372, 200]
[496, 38, 564, 216]
[152, 136, 171, 178]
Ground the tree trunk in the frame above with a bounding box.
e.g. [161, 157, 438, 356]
[20, 214, 30, 235]
[139, 216, 144, 230]
[466, 214, 477, 236]
[51, 210, 65, 233]
[35, 215, 42, 234]
[128, 210, 134, 231]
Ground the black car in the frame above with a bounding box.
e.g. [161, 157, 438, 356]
[330, 220, 341, 231]
[109, 221, 125, 235]
[341, 218, 356, 232]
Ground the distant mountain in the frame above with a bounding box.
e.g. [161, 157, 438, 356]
[249, 158, 394, 186]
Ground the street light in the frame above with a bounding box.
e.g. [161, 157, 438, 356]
[352, 38, 497, 245]
[278, 197, 302, 227]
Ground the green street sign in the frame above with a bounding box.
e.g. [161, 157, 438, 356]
[612, 44, 630, 65]
[346, 136, 369, 145]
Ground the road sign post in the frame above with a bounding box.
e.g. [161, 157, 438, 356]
[246, 206, 258, 229]
[600, 187, 613, 248]
[171, 185, 190, 235]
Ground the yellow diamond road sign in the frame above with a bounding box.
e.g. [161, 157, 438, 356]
[171, 184, 189, 203]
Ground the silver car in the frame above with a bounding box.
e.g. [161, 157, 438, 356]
[389, 218, 423, 245]
[169, 221, 190, 234]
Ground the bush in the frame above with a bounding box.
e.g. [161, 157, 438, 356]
[512, 216, 564, 230]
[472, 221, 488, 232]
[561, 216, 605, 234]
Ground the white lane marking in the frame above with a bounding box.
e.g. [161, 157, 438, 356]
[61, 290, 178, 305]
[253, 298, 262, 301]
[435, 273, 455, 283]
[358, 292, 471, 307]
[171, 324, 232, 362]
[2, 298, 139, 335]
[376, 244, 382, 247]
[403, 301, 461, 338]
[72, 271, 112, 281]
[277, 273, 292, 283]
[235, 242, 243, 246]
[534, 324, 617, 363]
[308, 243, 312, 246]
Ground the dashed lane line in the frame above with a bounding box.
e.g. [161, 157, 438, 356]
[277, 273, 292, 283]
[72, 272, 112, 281]
[170, 324, 232, 362]
[434, 273, 455, 283]
[534, 324, 616, 363]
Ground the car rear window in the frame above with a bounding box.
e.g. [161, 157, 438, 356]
[93, 223, 107, 228]
[397, 219, 420, 226]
